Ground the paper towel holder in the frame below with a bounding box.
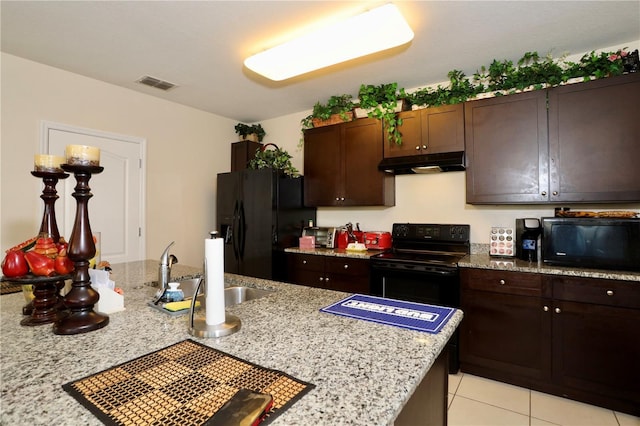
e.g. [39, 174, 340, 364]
[187, 269, 241, 338]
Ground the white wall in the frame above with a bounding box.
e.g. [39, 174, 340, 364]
[1, 53, 236, 267]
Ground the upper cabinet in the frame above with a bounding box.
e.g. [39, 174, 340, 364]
[384, 104, 465, 158]
[304, 118, 395, 207]
[548, 73, 640, 202]
[465, 73, 640, 204]
[465, 90, 549, 204]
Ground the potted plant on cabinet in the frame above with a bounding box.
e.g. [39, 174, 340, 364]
[300, 94, 355, 129]
[249, 143, 299, 177]
[356, 82, 408, 145]
[234, 123, 266, 142]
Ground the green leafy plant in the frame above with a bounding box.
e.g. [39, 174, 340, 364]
[234, 123, 266, 142]
[249, 144, 299, 177]
[301, 94, 355, 129]
[358, 83, 407, 145]
[408, 70, 480, 108]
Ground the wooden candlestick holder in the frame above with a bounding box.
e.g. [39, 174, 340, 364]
[21, 171, 70, 321]
[53, 164, 108, 335]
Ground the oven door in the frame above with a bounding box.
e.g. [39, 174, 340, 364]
[370, 261, 460, 307]
[370, 260, 460, 373]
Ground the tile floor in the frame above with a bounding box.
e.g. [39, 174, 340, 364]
[447, 372, 640, 426]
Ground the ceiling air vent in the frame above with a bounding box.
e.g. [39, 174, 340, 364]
[136, 75, 176, 91]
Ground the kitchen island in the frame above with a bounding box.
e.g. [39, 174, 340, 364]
[1, 260, 461, 425]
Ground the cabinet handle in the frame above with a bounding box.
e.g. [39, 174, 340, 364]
[343, 264, 349, 269]
[543, 306, 549, 312]
[499, 279, 506, 285]
[554, 307, 561, 314]
[340, 197, 345, 201]
[302, 260, 307, 264]
[415, 146, 420, 150]
[325, 277, 330, 282]
[552, 191, 558, 196]
[319, 277, 324, 282]
[422, 145, 427, 150]
[541, 191, 547, 196]
[606, 290, 614, 296]
[335, 197, 340, 201]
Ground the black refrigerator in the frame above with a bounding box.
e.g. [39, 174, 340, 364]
[216, 168, 316, 280]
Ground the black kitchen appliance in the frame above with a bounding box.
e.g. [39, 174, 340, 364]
[542, 217, 640, 271]
[370, 223, 470, 373]
[217, 169, 316, 281]
[515, 218, 542, 261]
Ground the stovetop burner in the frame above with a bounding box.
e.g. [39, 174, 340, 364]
[371, 223, 471, 269]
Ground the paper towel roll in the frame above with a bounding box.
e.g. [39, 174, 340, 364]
[204, 236, 226, 325]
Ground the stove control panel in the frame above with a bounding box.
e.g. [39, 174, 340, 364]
[392, 223, 470, 242]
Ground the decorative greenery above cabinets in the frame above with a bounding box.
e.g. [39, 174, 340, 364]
[300, 47, 639, 146]
[234, 123, 266, 142]
[249, 143, 299, 177]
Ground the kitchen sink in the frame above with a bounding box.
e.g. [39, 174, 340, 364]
[148, 279, 275, 315]
[224, 286, 275, 307]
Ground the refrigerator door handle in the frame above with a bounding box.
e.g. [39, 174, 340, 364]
[232, 201, 240, 261]
[239, 201, 246, 260]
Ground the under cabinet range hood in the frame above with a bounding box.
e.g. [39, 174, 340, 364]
[378, 151, 465, 175]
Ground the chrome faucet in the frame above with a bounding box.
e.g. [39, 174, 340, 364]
[158, 241, 178, 291]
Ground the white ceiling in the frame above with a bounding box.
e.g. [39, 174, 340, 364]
[2, 1, 639, 123]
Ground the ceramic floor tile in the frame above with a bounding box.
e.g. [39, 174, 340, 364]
[531, 416, 561, 426]
[449, 372, 463, 394]
[456, 374, 530, 416]
[531, 390, 618, 426]
[448, 395, 529, 426]
[615, 411, 640, 426]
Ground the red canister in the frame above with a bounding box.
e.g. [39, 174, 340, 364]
[364, 232, 392, 249]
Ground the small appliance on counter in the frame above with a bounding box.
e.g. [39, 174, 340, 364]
[489, 226, 515, 257]
[363, 231, 392, 249]
[515, 218, 542, 261]
[301, 226, 337, 248]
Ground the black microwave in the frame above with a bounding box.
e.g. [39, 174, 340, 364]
[541, 217, 640, 271]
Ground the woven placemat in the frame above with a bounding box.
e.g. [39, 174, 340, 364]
[63, 339, 314, 426]
[1, 281, 23, 295]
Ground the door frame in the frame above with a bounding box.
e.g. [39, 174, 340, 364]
[39, 120, 146, 262]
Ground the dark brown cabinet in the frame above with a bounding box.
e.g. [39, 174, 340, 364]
[384, 104, 464, 158]
[548, 275, 640, 413]
[464, 90, 549, 204]
[303, 118, 395, 207]
[231, 140, 261, 171]
[548, 73, 640, 202]
[465, 73, 640, 204]
[460, 267, 640, 415]
[286, 253, 371, 294]
[460, 269, 551, 382]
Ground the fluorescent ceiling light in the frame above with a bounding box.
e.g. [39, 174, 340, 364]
[244, 3, 414, 81]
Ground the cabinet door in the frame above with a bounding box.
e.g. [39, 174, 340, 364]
[303, 125, 342, 206]
[460, 288, 552, 381]
[422, 103, 465, 154]
[548, 73, 640, 202]
[383, 110, 422, 158]
[286, 253, 327, 288]
[343, 119, 394, 206]
[551, 300, 640, 414]
[325, 257, 370, 294]
[465, 90, 549, 204]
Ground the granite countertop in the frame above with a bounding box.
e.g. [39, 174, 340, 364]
[0, 260, 460, 425]
[284, 247, 386, 259]
[459, 253, 640, 282]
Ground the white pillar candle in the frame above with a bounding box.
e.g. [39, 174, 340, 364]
[64, 145, 100, 166]
[204, 236, 226, 325]
[34, 154, 65, 172]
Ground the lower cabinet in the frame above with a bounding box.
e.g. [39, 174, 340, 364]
[286, 253, 370, 294]
[460, 268, 640, 416]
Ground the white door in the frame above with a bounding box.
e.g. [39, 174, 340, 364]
[41, 121, 145, 264]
